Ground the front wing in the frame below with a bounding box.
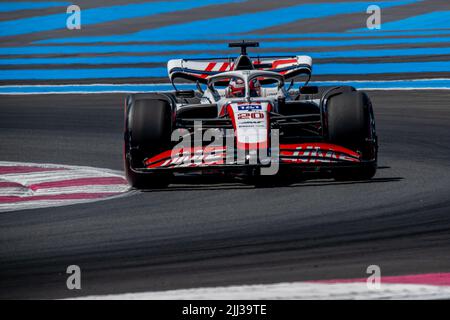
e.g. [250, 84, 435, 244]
[131, 143, 367, 174]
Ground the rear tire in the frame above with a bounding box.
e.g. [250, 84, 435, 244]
[326, 91, 377, 180]
[124, 96, 173, 189]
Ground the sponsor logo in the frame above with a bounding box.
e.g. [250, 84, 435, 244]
[237, 104, 262, 111]
[281, 145, 360, 163]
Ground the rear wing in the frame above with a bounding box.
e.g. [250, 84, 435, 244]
[167, 55, 313, 84]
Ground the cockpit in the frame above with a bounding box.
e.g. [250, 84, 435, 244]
[206, 71, 285, 101]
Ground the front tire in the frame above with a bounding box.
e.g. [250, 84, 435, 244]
[326, 91, 378, 180]
[124, 96, 173, 189]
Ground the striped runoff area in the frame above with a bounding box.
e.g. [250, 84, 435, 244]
[0, 0, 449, 84]
[73, 273, 450, 300]
[0, 162, 129, 213]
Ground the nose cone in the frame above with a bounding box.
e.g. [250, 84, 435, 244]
[227, 102, 270, 151]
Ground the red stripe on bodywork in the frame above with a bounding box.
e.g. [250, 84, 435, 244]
[237, 141, 268, 151]
[145, 149, 178, 165]
[227, 104, 237, 132]
[205, 62, 216, 72]
[199, 62, 217, 79]
[280, 143, 360, 157]
[144, 143, 361, 169]
[280, 143, 360, 163]
[219, 62, 229, 72]
[271, 59, 297, 69]
[145, 146, 227, 168]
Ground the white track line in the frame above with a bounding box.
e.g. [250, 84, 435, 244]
[2, 88, 450, 95]
[0, 79, 449, 88]
[1, 79, 450, 94]
[70, 281, 450, 300]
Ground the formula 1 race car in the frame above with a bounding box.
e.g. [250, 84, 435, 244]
[124, 41, 378, 188]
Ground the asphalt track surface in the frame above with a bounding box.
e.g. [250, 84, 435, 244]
[1, 90, 450, 299]
[1, 0, 450, 300]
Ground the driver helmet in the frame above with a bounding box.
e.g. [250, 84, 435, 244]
[226, 77, 245, 98]
[249, 78, 262, 97]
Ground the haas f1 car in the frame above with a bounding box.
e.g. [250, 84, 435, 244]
[124, 42, 378, 188]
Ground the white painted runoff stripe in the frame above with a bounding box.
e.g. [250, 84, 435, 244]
[70, 281, 450, 300]
[1, 79, 450, 94]
[0, 161, 130, 212]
